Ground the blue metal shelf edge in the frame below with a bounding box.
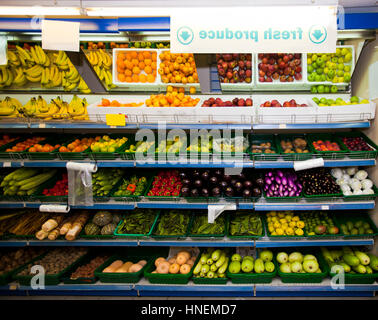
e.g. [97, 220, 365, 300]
[253, 122, 370, 129]
[255, 238, 374, 248]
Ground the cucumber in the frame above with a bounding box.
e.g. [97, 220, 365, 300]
[343, 254, 360, 267]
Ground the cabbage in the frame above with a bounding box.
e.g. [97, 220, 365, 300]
[331, 168, 343, 179]
[355, 170, 368, 181]
[361, 179, 373, 190]
[346, 167, 358, 176]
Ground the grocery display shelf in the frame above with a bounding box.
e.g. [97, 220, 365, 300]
[253, 122, 371, 130]
[0, 158, 375, 168]
[0, 199, 375, 211]
[0, 237, 372, 248]
[0, 278, 376, 297]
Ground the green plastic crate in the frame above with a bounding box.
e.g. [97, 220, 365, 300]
[334, 213, 378, 238]
[29, 172, 68, 203]
[13, 251, 88, 286]
[188, 213, 228, 239]
[277, 251, 329, 283]
[113, 210, 160, 238]
[263, 189, 303, 203]
[228, 213, 265, 240]
[248, 134, 279, 161]
[144, 175, 182, 201]
[263, 215, 306, 239]
[61, 253, 110, 284]
[56, 135, 94, 160]
[94, 255, 150, 283]
[109, 173, 153, 202]
[302, 212, 345, 239]
[343, 185, 378, 202]
[335, 131, 378, 159]
[329, 271, 378, 284]
[0, 136, 38, 160]
[151, 211, 193, 239]
[144, 254, 200, 285]
[88, 134, 133, 160]
[23, 136, 67, 160]
[191, 276, 228, 284]
[275, 134, 312, 161]
[307, 133, 348, 160]
[226, 252, 278, 284]
[0, 252, 44, 286]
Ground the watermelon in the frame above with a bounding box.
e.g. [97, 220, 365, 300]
[93, 211, 113, 227]
[101, 223, 116, 235]
[85, 223, 100, 235]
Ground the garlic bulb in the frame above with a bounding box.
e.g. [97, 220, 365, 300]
[361, 179, 373, 190]
[346, 167, 358, 176]
[353, 189, 363, 195]
[331, 168, 343, 179]
[355, 170, 368, 181]
[350, 180, 362, 191]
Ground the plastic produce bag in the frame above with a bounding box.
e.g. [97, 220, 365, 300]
[67, 162, 97, 206]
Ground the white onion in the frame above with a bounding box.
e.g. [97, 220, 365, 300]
[336, 178, 346, 185]
[343, 190, 353, 196]
[361, 179, 373, 190]
[341, 184, 351, 193]
[346, 167, 358, 176]
[350, 181, 362, 191]
[356, 170, 368, 181]
[331, 168, 343, 179]
[342, 174, 351, 181]
[353, 189, 363, 195]
[362, 188, 374, 195]
[348, 178, 359, 186]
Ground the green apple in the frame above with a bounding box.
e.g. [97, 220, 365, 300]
[312, 97, 320, 104]
[320, 98, 327, 104]
[289, 252, 303, 263]
[307, 65, 314, 73]
[330, 85, 338, 93]
[317, 85, 325, 93]
[276, 252, 289, 264]
[280, 262, 291, 273]
[324, 86, 330, 93]
[311, 86, 318, 93]
[316, 68, 323, 75]
[290, 261, 303, 273]
[259, 250, 273, 262]
[315, 74, 322, 82]
[308, 73, 316, 82]
[328, 69, 335, 78]
[350, 96, 359, 103]
[303, 259, 319, 273]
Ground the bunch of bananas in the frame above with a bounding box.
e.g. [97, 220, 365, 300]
[0, 97, 23, 118]
[0, 95, 88, 121]
[4, 45, 91, 93]
[86, 49, 116, 90]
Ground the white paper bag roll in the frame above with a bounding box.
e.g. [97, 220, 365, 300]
[294, 158, 324, 171]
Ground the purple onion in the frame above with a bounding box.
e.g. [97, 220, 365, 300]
[276, 176, 281, 184]
[284, 190, 289, 196]
[267, 172, 273, 177]
[279, 184, 283, 193]
[289, 190, 295, 197]
[277, 170, 284, 178]
[265, 177, 272, 185]
[281, 177, 287, 186]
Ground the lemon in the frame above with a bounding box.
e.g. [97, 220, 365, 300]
[281, 224, 288, 231]
[289, 221, 296, 228]
[286, 227, 294, 235]
[279, 218, 287, 224]
[268, 226, 275, 233]
[295, 229, 304, 236]
[276, 228, 284, 235]
[273, 222, 281, 229]
[292, 216, 300, 222]
[267, 217, 272, 222]
[296, 221, 305, 228]
[271, 217, 278, 222]
[271, 231, 277, 236]
[285, 215, 292, 221]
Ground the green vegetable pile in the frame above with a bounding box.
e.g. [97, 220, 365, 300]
[116, 209, 157, 235]
[113, 175, 148, 197]
[229, 213, 263, 236]
[190, 214, 225, 235]
[92, 168, 124, 197]
[153, 210, 190, 236]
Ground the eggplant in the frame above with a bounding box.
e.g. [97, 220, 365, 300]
[223, 175, 232, 182]
[201, 188, 209, 197]
[234, 181, 243, 190]
[209, 176, 218, 185]
[230, 179, 238, 186]
[194, 179, 203, 188]
[201, 171, 210, 181]
[224, 187, 234, 197]
[214, 169, 223, 177]
[252, 188, 262, 197]
[191, 188, 199, 197]
[237, 172, 246, 181]
[182, 178, 191, 186]
[255, 178, 264, 187]
[181, 187, 190, 197]
[212, 187, 221, 197]
[243, 180, 253, 189]
[243, 189, 251, 198]
[179, 171, 187, 180]
[220, 181, 228, 190]
[193, 170, 200, 178]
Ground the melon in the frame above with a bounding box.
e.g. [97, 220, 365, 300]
[84, 223, 100, 235]
[101, 223, 117, 235]
[112, 214, 121, 225]
[93, 211, 113, 227]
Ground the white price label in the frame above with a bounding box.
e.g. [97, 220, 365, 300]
[208, 204, 236, 223]
[9, 284, 18, 290]
[2, 162, 11, 167]
[294, 158, 324, 171]
[0, 36, 7, 65]
[279, 124, 287, 129]
[321, 205, 330, 210]
[39, 123, 46, 128]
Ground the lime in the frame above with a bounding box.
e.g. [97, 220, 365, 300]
[312, 97, 320, 104]
[307, 65, 314, 73]
[350, 96, 359, 103]
[316, 68, 323, 75]
[311, 86, 318, 93]
[331, 85, 338, 93]
[341, 48, 348, 56]
[324, 86, 330, 93]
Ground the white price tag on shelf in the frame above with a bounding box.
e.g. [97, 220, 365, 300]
[321, 205, 330, 210]
[42, 20, 80, 52]
[2, 162, 11, 167]
[294, 158, 324, 171]
[9, 284, 18, 290]
[279, 124, 287, 129]
[208, 204, 236, 224]
[38, 123, 46, 128]
[0, 36, 7, 65]
[39, 204, 70, 213]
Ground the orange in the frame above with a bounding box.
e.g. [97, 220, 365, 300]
[152, 52, 157, 61]
[67, 143, 75, 151]
[43, 145, 51, 152]
[138, 52, 144, 61]
[125, 76, 132, 82]
[29, 147, 37, 152]
[117, 53, 126, 60]
[130, 51, 137, 59]
[124, 69, 132, 77]
[144, 58, 152, 66]
[138, 61, 145, 70]
[110, 100, 121, 107]
[139, 74, 147, 83]
[143, 51, 151, 59]
[117, 66, 124, 74]
[125, 60, 133, 70]
[118, 73, 126, 82]
[132, 66, 141, 75]
[144, 66, 152, 74]
[132, 74, 139, 82]
[147, 74, 155, 83]
[101, 99, 110, 106]
[131, 58, 139, 66]
[151, 61, 157, 70]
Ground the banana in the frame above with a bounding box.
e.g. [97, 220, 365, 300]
[55, 50, 64, 65]
[43, 54, 50, 67]
[25, 65, 43, 77]
[0, 66, 8, 85]
[49, 65, 56, 80]
[64, 81, 78, 91]
[4, 68, 13, 87]
[26, 74, 42, 82]
[13, 68, 27, 86]
[36, 46, 47, 65]
[0, 98, 17, 116]
[24, 98, 37, 116]
[96, 51, 103, 68]
[101, 50, 112, 69]
[52, 69, 62, 87]
[7, 51, 20, 67]
[30, 46, 40, 64]
[16, 46, 33, 61]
